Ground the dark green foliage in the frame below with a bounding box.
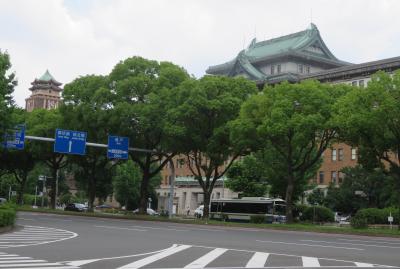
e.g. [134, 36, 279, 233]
[0, 204, 16, 227]
[354, 208, 399, 225]
[226, 155, 268, 197]
[250, 215, 266, 224]
[323, 166, 397, 214]
[293, 204, 309, 219]
[301, 206, 334, 223]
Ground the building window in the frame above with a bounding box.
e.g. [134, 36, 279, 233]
[331, 171, 337, 183]
[338, 148, 344, 161]
[271, 65, 275, 75]
[351, 148, 357, 160]
[331, 149, 337, 161]
[298, 64, 304, 74]
[359, 80, 365, 87]
[277, 64, 281, 74]
[319, 171, 324, 184]
[306, 66, 310, 74]
[352, 81, 357, 86]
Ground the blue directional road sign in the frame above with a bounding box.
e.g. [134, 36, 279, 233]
[2, 124, 25, 150]
[54, 129, 87, 155]
[107, 135, 129, 159]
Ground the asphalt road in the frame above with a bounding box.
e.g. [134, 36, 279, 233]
[0, 211, 398, 269]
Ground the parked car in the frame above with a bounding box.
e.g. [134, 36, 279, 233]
[64, 203, 87, 212]
[0, 198, 7, 204]
[95, 204, 113, 210]
[132, 208, 159, 216]
[194, 205, 204, 218]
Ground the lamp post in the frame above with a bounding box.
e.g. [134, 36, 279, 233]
[38, 175, 46, 207]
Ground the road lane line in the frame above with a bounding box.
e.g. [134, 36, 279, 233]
[117, 244, 191, 269]
[354, 262, 374, 267]
[301, 239, 400, 249]
[245, 252, 269, 268]
[184, 248, 228, 268]
[0, 260, 46, 263]
[130, 225, 188, 232]
[302, 256, 320, 267]
[256, 240, 364, 250]
[338, 238, 400, 245]
[94, 225, 147, 232]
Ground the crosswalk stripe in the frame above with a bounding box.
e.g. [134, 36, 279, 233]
[0, 257, 31, 260]
[184, 248, 228, 268]
[245, 252, 269, 268]
[0, 262, 63, 267]
[302, 256, 320, 267]
[117, 244, 191, 269]
[355, 262, 374, 267]
[9, 267, 78, 269]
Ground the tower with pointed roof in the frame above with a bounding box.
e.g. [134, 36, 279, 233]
[206, 24, 351, 84]
[25, 70, 62, 112]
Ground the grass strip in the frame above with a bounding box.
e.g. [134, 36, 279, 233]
[17, 206, 400, 238]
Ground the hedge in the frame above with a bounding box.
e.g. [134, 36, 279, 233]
[353, 207, 399, 225]
[0, 204, 16, 227]
[301, 206, 334, 223]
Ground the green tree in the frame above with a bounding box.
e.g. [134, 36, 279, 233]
[61, 75, 114, 210]
[25, 109, 66, 209]
[232, 80, 349, 222]
[109, 57, 189, 213]
[226, 155, 268, 197]
[0, 50, 17, 138]
[334, 71, 400, 214]
[169, 76, 258, 218]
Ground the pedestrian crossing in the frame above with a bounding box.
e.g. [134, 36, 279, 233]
[0, 225, 78, 248]
[67, 244, 398, 269]
[0, 251, 79, 268]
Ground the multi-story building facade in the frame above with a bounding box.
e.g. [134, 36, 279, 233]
[25, 70, 62, 112]
[158, 24, 400, 213]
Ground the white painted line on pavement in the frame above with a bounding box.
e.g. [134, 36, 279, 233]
[301, 239, 400, 249]
[66, 258, 101, 266]
[338, 238, 400, 245]
[94, 225, 147, 232]
[355, 262, 374, 267]
[130, 225, 188, 232]
[117, 244, 191, 269]
[302, 256, 320, 267]
[245, 252, 269, 268]
[0, 260, 46, 263]
[256, 240, 364, 251]
[184, 248, 228, 268]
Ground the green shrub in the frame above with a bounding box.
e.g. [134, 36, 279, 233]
[354, 208, 399, 225]
[301, 206, 334, 223]
[293, 204, 309, 219]
[250, 215, 266, 224]
[350, 216, 368, 229]
[0, 205, 16, 227]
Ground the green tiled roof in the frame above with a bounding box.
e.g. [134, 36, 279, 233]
[206, 24, 349, 81]
[39, 70, 56, 82]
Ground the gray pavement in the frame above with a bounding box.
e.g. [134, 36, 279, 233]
[0, 211, 398, 268]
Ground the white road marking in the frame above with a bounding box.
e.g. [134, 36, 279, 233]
[355, 262, 374, 267]
[0, 260, 46, 263]
[0, 251, 79, 268]
[301, 239, 400, 249]
[338, 238, 400, 245]
[256, 240, 364, 250]
[302, 256, 320, 267]
[94, 225, 147, 232]
[0, 225, 77, 248]
[130, 225, 188, 232]
[117, 244, 191, 269]
[184, 248, 227, 268]
[245, 252, 269, 268]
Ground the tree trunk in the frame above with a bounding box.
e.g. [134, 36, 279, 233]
[285, 173, 295, 223]
[202, 191, 211, 219]
[87, 171, 96, 211]
[17, 180, 25, 206]
[139, 170, 150, 214]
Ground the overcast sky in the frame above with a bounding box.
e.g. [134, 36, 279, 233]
[2, 0, 399, 107]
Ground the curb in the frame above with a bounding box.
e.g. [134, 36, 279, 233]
[0, 225, 14, 234]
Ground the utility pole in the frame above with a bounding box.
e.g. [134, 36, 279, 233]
[168, 159, 175, 219]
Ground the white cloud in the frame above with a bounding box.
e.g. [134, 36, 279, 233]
[1, 0, 399, 107]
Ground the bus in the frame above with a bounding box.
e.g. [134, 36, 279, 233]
[209, 197, 286, 223]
